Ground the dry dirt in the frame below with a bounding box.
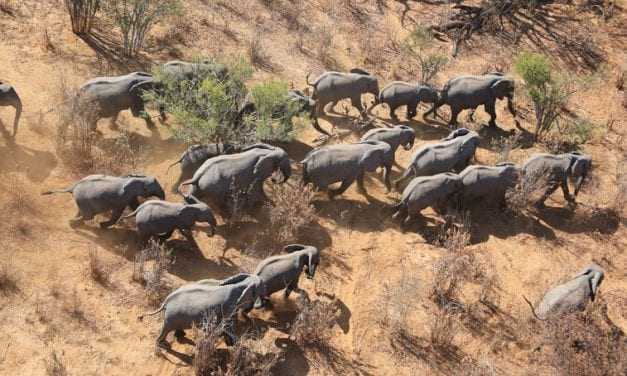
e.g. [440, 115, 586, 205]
[0, 1, 626, 375]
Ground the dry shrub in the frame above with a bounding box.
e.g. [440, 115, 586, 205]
[0, 261, 19, 296]
[378, 259, 420, 335]
[290, 296, 338, 349]
[45, 350, 67, 376]
[133, 240, 172, 306]
[193, 318, 279, 376]
[2, 173, 36, 241]
[489, 134, 520, 164]
[540, 299, 625, 376]
[247, 34, 272, 70]
[266, 183, 316, 245]
[42, 28, 56, 53]
[0, 0, 17, 15]
[429, 309, 459, 351]
[612, 159, 626, 217]
[87, 247, 110, 287]
[505, 167, 550, 214]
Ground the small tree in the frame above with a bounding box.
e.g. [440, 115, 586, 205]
[403, 26, 448, 84]
[247, 80, 305, 142]
[515, 52, 576, 140]
[104, 0, 181, 57]
[65, 0, 100, 35]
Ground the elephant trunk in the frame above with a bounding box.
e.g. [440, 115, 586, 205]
[12, 95, 22, 138]
[506, 94, 516, 117]
[383, 163, 392, 192]
[278, 158, 292, 183]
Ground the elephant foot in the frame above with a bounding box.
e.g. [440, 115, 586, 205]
[69, 219, 83, 228]
[174, 330, 186, 342]
[157, 340, 171, 349]
[99, 221, 114, 229]
[534, 201, 546, 210]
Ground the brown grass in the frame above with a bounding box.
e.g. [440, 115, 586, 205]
[505, 168, 550, 214]
[429, 309, 459, 351]
[132, 240, 172, 307]
[87, 247, 110, 287]
[45, 350, 67, 376]
[0, 261, 19, 296]
[266, 182, 317, 245]
[290, 296, 338, 349]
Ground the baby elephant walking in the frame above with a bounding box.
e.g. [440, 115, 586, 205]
[121, 195, 217, 242]
[370, 81, 439, 121]
[524, 264, 604, 320]
[42, 175, 165, 228]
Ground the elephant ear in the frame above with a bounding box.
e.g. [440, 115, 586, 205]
[219, 273, 252, 286]
[120, 178, 144, 198]
[589, 271, 604, 301]
[490, 79, 514, 99]
[129, 79, 154, 97]
[571, 155, 591, 178]
[241, 143, 274, 152]
[360, 148, 384, 172]
[350, 68, 371, 76]
[284, 244, 306, 253]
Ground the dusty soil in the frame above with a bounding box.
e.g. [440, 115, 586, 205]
[0, 1, 626, 375]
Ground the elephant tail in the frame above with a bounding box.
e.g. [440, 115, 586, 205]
[166, 156, 184, 173]
[522, 295, 544, 321]
[41, 185, 75, 195]
[121, 207, 141, 219]
[138, 304, 166, 321]
[177, 178, 196, 196]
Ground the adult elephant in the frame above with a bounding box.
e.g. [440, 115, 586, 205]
[361, 125, 415, 164]
[0, 81, 22, 140]
[41, 174, 165, 228]
[301, 140, 393, 198]
[521, 152, 592, 208]
[179, 143, 291, 216]
[425, 73, 516, 128]
[306, 68, 379, 122]
[77, 72, 156, 131]
[458, 162, 520, 207]
[394, 128, 480, 190]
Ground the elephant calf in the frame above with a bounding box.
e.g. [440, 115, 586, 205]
[42, 174, 165, 228]
[302, 140, 393, 198]
[392, 172, 463, 227]
[524, 264, 604, 320]
[78, 72, 156, 131]
[252, 244, 320, 309]
[370, 81, 439, 121]
[167, 143, 239, 193]
[0, 81, 22, 139]
[360, 125, 415, 163]
[459, 163, 520, 207]
[121, 195, 217, 242]
[139, 274, 265, 347]
[521, 152, 592, 208]
[395, 128, 480, 190]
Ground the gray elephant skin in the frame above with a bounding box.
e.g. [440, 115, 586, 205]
[302, 140, 393, 198]
[524, 264, 604, 320]
[306, 69, 379, 119]
[42, 174, 165, 228]
[521, 152, 592, 208]
[426, 73, 515, 128]
[252, 244, 320, 309]
[139, 274, 266, 347]
[395, 128, 480, 190]
[392, 172, 463, 226]
[459, 162, 520, 207]
[180, 143, 291, 215]
[167, 143, 239, 193]
[370, 81, 439, 121]
[361, 125, 416, 162]
[0, 81, 22, 139]
[121, 195, 217, 242]
[78, 72, 156, 131]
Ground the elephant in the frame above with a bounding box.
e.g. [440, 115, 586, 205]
[0, 81, 22, 139]
[392, 172, 464, 227]
[394, 128, 480, 190]
[138, 274, 266, 347]
[425, 73, 516, 128]
[523, 264, 604, 320]
[179, 143, 291, 216]
[369, 81, 439, 121]
[301, 140, 393, 198]
[77, 72, 156, 131]
[42, 174, 165, 228]
[251, 244, 320, 309]
[458, 162, 520, 207]
[167, 143, 240, 193]
[120, 195, 217, 242]
[521, 152, 592, 208]
[360, 125, 416, 164]
[306, 68, 379, 121]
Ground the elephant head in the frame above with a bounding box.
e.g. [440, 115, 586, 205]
[496, 162, 521, 183]
[248, 145, 291, 184]
[0, 82, 21, 138]
[123, 175, 165, 200]
[233, 275, 266, 308]
[573, 264, 604, 301]
[566, 152, 592, 196]
[183, 195, 217, 236]
[417, 85, 439, 104]
[490, 77, 516, 116]
[286, 244, 320, 280]
[442, 127, 471, 141]
[397, 125, 416, 151]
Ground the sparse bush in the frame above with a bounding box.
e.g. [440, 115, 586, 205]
[104, 0, 182, 57]
[45, 350, 67, 376]
[266, 183, 316, 245]
[133, 240, 172, 306]
[87, 247, 110, 286]
[490, 134, 520, 164]
[402, 26, 448, 84]
[429, 309, 458, 351]
[505, 167, 550, 214]
[64, 0, 100, 35]
[290, 296, 338, 349]
[247, 34, 269, 69]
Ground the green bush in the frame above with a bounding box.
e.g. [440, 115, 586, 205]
[247, 81, 304, 142]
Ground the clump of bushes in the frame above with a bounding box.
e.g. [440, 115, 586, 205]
[402, 26, 448, 84]
[64, 0, 100, 35]
[290, 296, 338, 349]
[265, 182, 317, 245]
[132, 240, 172, 306]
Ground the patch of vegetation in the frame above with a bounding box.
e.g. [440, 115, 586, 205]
[402, 26, 448, 84]
[64, 0, 100, 35]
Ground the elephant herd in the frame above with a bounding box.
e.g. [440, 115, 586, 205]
[30, 63, 603, 349]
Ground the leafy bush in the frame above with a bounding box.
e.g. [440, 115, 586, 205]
[403, 26, 448, 84]
[515, 52, 576, 140]
[247, 80, 305, 142]
[64, 0, 100, 35]
[104, 0, 181, 57]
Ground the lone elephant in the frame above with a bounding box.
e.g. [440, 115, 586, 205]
[524, 264, 604, 320]
[425, 73, 515, 128]
[42, 174, 165, 228]
[0, 81, 22, 139]
[370, 81, 439, 121]
[302, 140, 393, 198]
[521, 152, 592, 208]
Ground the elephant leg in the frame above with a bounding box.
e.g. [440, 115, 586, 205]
[156, 325, 171, 349]
[158, 230, 174, 242]
[468, 108, 476, 122]
[328, 177, 356, 198]
[179, 228, 194, 242]
[174, 329, 186, 342]
[100, 207, 124, 228]
[69, 211, 85, 228]
[129, 198, 140, 211]
[389, 105, 399, 121]
[284, 279, 300, 299]
[356, 173, 367, 194]
[351, 96, 365, 116]
[394, 166, 414, 191]
[449, 107, 461, 128]
[222, 320, 236, 346]
[536, 183, 560, 208]
[485, 101, 497, 127]
[109, 112, 120, 130]
[560, 179, 575, 205]
[407, 102, 418, 120]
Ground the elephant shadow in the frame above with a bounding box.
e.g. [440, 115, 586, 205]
[0, 140, 58, 183]
[165, 237, 240, 281]
[464, 207, 557, 245]
[267, 139, 314, 163]
[73, 224, 140, 260]
[534, 205, 620, 236]
[313, 196, 398, 233]
[273, 338, 310, 376]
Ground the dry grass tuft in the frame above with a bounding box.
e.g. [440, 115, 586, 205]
[429, 309, 459, 351]
[87, 247, 110, 287]
[45, 350, 67, 376]
[266, 182, 317, 245]
[505, 168, 550, 214]
[0, 261, 19, 296]
[290, 296, 338, 349]
[133, 240, 172, 307]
